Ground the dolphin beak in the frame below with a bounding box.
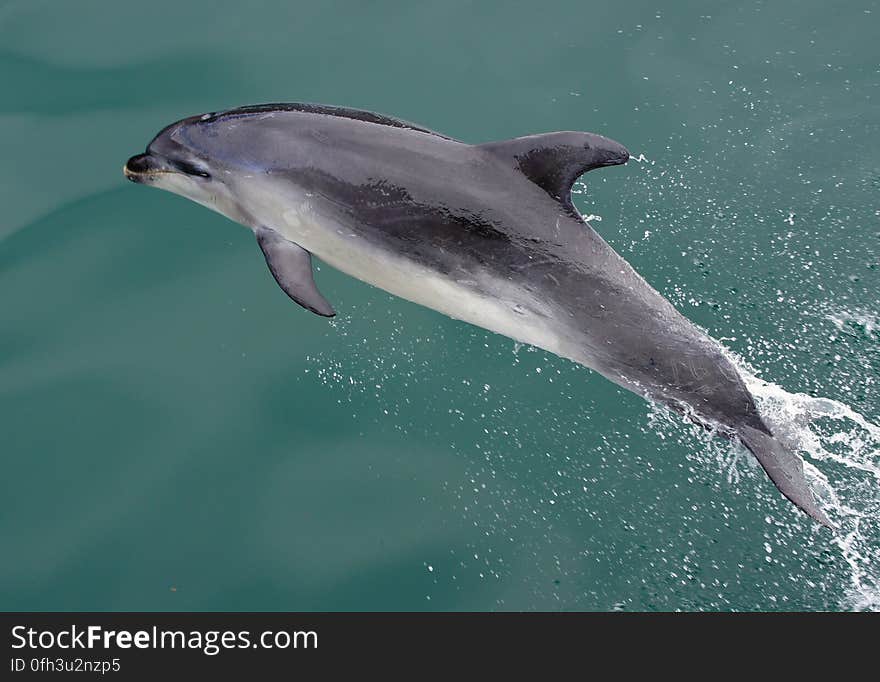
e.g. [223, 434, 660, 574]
[600, 148, 630, 167]
[612, 144, 631, 165]
[124, 153, 171, 183]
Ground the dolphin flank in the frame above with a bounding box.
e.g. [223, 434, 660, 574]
[125, 102, 831, 528]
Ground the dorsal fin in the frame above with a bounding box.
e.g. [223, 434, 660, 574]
[479, 132, 629, 212]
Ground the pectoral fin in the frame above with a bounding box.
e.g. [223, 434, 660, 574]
[255, 226, 335, 317]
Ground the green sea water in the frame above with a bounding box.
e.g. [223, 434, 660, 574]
[1, 0, 878, 611]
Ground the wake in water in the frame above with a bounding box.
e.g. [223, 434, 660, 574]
[744, 310, 879, 610]
[744, 373, 880, 612]
[653, 336, 880, 611]
[648, 360, 880, 611]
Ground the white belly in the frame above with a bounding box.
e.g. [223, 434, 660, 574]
[243, 183, 575, 359]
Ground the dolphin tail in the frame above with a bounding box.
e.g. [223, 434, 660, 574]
[736, 424, 834, 529]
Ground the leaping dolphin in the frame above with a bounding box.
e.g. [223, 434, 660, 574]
[124, 103, 831, 527]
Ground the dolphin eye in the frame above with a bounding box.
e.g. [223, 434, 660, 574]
[174, 160, 211, 178]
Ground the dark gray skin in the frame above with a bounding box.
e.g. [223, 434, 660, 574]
[125, 103, 831, 527]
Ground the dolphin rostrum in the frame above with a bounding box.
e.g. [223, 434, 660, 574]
[124, 103, 831, 527]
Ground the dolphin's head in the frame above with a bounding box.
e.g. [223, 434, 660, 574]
[124, 113, 251, 224]
[579, 133, 630, 169]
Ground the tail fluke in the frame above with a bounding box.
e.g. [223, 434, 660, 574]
[737, 424, 834, 529]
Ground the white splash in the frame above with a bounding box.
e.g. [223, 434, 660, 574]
[647, 340, 880, 610]
[741, 372, 880, 611]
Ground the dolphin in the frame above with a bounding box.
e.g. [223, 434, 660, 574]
[124, 103, 831, 527]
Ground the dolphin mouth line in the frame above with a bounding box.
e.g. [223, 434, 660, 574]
[123, 164, 178, 180]
[601, 156, 630, 166]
